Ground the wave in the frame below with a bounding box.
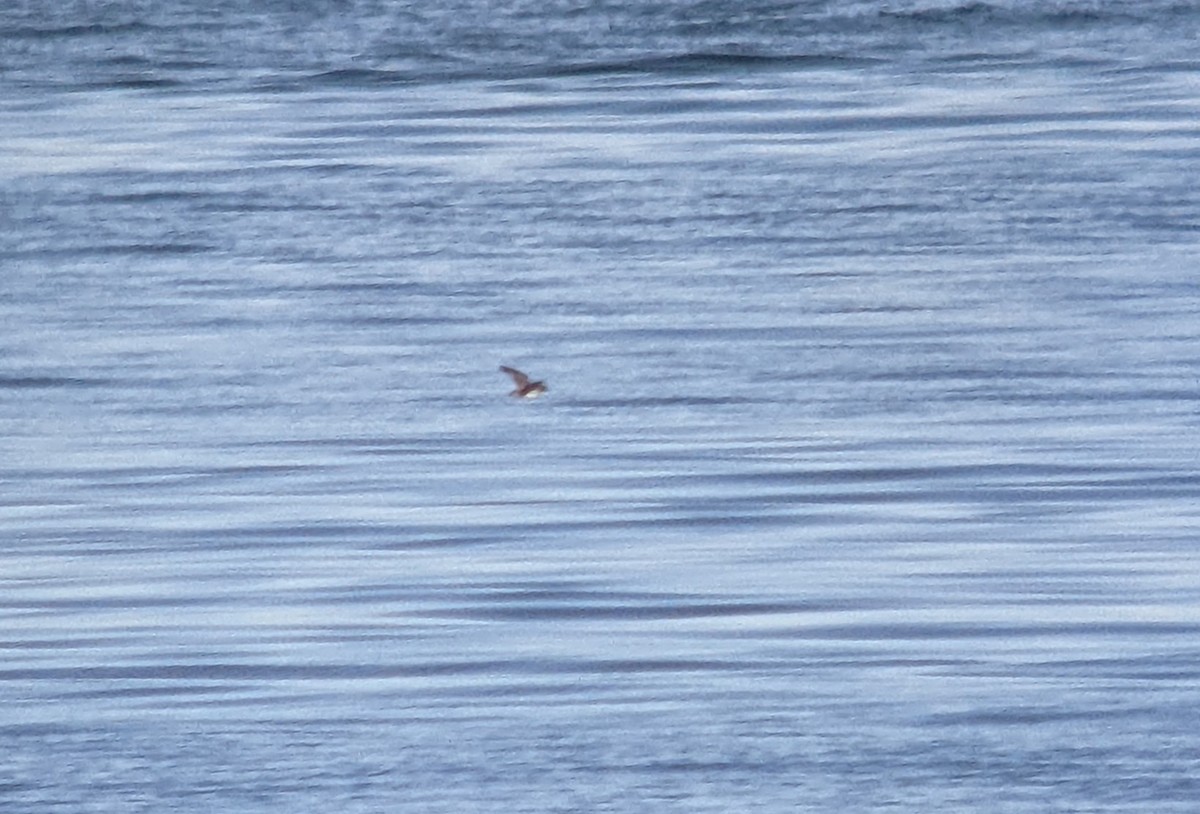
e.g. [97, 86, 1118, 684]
[2, 20, 158, 40]
[300, 51, 874, 90]
[6, 0, 1197, 95]
[867, 0, 1171, 30]
[544, 51, 880, 77]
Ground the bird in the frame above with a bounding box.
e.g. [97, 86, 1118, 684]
[499, 365, 547, 399]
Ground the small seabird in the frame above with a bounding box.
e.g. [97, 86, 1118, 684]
[499, 365, 547, 399]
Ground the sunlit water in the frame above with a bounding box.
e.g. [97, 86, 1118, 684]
[3, 1, 1200, 811]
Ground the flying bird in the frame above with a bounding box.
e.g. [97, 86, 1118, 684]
[499, 365, 547, 399]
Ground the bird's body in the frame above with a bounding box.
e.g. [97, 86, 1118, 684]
[500, 365, 547, 398]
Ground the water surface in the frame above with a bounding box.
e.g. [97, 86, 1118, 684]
[3, 1, 1200, 811]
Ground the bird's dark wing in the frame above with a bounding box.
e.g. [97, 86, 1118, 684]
[499, 366, 530, 387]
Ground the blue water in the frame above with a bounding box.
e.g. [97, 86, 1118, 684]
[4, 1, 1200, 811]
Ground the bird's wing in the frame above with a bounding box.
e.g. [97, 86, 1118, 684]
[499, 366, 530, 387]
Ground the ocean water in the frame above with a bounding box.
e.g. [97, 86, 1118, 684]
[3, 1, 1200, 811]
